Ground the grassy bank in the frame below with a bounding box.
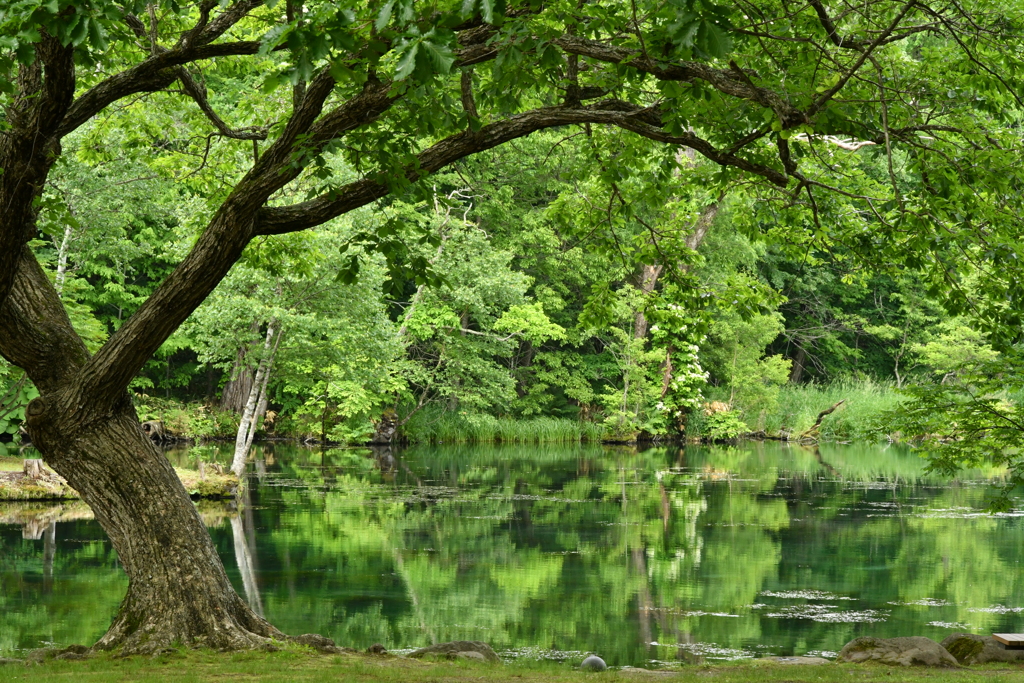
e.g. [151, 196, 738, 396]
[402, 410, 605, 444]
[3, 649, 1023, 682]
[689, 379, 902, 441]
[0, 456, 237, 500]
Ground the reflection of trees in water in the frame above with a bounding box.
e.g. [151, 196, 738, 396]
[3, 441, 1024, 658]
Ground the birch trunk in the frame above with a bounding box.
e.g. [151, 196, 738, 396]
[54, 224, 74, 298]
[231, 322, 281, 477]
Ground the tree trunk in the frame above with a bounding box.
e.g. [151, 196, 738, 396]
[232, 322, 281, 477]
[789, 344, 807, 383]
[633, 263, 663, 340]
[54, 223, 75, 298]
[27, 400, 282, 652]
[221, 348, 255, 414]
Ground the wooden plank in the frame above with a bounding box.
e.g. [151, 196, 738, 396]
[992, 634, 1024, 649]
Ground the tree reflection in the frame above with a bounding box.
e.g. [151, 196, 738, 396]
[2, 441, 1023, 661]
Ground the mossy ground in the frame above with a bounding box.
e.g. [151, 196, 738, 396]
[0, 464, 237, 501]
[3, 650, 1024, 683]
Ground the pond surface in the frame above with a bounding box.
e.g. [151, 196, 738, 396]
[2, 441, 1024, 666]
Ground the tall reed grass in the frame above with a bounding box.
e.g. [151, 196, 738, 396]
[402, 409, 603, 444]
[689, 379, 903, 441]
[759, 379, 902, 440]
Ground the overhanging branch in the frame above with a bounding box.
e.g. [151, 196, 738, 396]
[256, 101, 789, 236]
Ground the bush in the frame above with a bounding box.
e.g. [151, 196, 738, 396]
[702, 409, 747, 441]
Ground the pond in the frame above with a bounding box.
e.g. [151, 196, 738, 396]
[2, 441, 1024, 666]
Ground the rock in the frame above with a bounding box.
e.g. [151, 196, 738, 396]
[26, 644, 88, 664]
[407, 641, 500, 664]
[762, 656, 831, 665]
[366, 643, 388, 655]
[838, 637, 958, 667]
[941, 633, 1024, 665]
[295, 633, 337, 653]
[455, 651, 487, 662]
[0, 658, 25, 665]
[55, 652, 88, 661]
[580, 655, 608, 671]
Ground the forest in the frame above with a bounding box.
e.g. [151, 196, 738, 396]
[4, 0, 1024, 659]
[0, 24, 1007, 452]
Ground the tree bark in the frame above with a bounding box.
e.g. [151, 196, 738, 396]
[232, 322, 281, 477]
[30, 400, 282, 652]
[221, 346, 255, 414]
[789, 344, 807, 383]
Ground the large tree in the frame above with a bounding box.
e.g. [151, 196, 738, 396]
[1, 0, 1021, 652]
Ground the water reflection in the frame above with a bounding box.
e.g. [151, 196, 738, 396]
[1, 441, 1022, 665]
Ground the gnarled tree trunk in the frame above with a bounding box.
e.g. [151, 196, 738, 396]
[27, 396, 282, 652]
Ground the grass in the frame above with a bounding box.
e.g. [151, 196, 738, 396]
[0, 455, 24, 471]
[403, 410, 604, 444]
[0, 462, 237, 501]
[3, 649, 1024, 683]
[726, 379, 903, 441]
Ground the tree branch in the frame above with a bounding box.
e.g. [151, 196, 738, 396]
[554, 35, 805, 126]
[257, 101, 789, 236]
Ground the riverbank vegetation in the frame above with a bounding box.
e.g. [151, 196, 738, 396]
[0, 127, 998, 448]
[3, 649, 1024, 683]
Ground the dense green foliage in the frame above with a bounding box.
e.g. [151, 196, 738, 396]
[0, 123, 1008, 445]
[2, 0, 1023, 455]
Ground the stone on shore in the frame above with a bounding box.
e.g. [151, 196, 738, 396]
[837, 636, 958, 667]
[407, 641, 499, 663]
[940, 633, 1024, 665]
[580, 655, 608, 671]
[294, 633, 356, 654]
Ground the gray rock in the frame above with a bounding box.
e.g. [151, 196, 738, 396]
[407, 641, 499, 663]
[0, 658, 25, 665]
[763, 656, 831, 665]
[455, 651, 487, 662]
[838, 637, 958, 667]
[295, 633, 337, 652]
[580, 655, 608, 671]
[55, 652, 88, 661]
[941, 633, 1024, 665]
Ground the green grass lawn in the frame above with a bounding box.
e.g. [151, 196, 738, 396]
[4, 650, 1024, 683]
[0, 456, 24, 472]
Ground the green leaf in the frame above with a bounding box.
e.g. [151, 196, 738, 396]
[420, 39, 455, 75]
[69, 14, 89, 46]
[394, 41, 419, 81]
[375, 0, 396, 30]
[696, 19, 731, 58]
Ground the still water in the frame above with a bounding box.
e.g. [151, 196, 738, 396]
[2, 441, 1024, 665]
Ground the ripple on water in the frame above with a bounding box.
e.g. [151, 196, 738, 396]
[649, 641, 754, 661]
[967, 605, 1024, 614]
[887, 598, 952, 607]
[753, 603, 887, 623]
[759, 590, 856, 600]
[928, 621, 973, 630]
[499, 647, 588, 662]
[917, 507, 1024, 519]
